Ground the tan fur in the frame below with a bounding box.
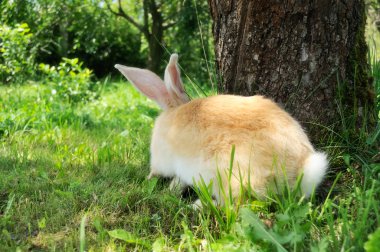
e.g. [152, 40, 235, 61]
[116, 54, 327, 203]
[151, 95, 314, 199]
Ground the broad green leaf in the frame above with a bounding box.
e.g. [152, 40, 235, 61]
[311, 238, 328, 252]
[240, 208, 287, 252]
[292, 204, 310, 219]
[250, 200, 270, 212]
[152, 237, 166, 252]
[364, 227, 380, 252]
[108, 229, 150, 248]
[38, 217, 46, 229]
[146, 177, 158, 195]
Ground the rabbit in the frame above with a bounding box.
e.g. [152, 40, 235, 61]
[115, 53, 328, 204]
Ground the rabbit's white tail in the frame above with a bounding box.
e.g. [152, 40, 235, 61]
[301, 152, 328, 197]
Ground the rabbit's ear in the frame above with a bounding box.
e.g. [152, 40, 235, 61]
[164, 54, 189, 104]
[115, 65, 171, 110]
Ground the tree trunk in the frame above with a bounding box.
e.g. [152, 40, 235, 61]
[147, 0, 164, 73]
[147, 38, 164, 73]
[208, 0, 375, 138]
[106, 0, 165, 73]
[59, 5, 69, 58]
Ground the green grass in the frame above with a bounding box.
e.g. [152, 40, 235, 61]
[1, 46, 380, 251]
[0, 76, 379, 251]
[0, 82, 197, 250]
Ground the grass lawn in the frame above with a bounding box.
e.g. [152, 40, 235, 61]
[0, 76, 379, 251]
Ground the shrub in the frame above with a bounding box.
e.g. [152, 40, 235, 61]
[39, 58, 99, 104]
[0, 23, 36, 84]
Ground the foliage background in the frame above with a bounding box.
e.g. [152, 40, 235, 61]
[0, 0, 213, 81]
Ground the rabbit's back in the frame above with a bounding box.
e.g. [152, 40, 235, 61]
[157, 95, 312, 155]
[152, 95, 315, 196]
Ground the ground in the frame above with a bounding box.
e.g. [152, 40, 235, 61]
[0, 79, 379, 251]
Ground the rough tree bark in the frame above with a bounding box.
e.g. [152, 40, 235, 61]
[208, 0, 375, 138]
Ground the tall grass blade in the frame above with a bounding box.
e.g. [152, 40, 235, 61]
[80, 214, 87, 252]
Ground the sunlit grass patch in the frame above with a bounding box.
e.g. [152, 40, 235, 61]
[0, 69, 379, 251]
[0, 80, 218, 250]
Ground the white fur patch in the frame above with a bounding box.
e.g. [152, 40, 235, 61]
[301, 152, 328, 197]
